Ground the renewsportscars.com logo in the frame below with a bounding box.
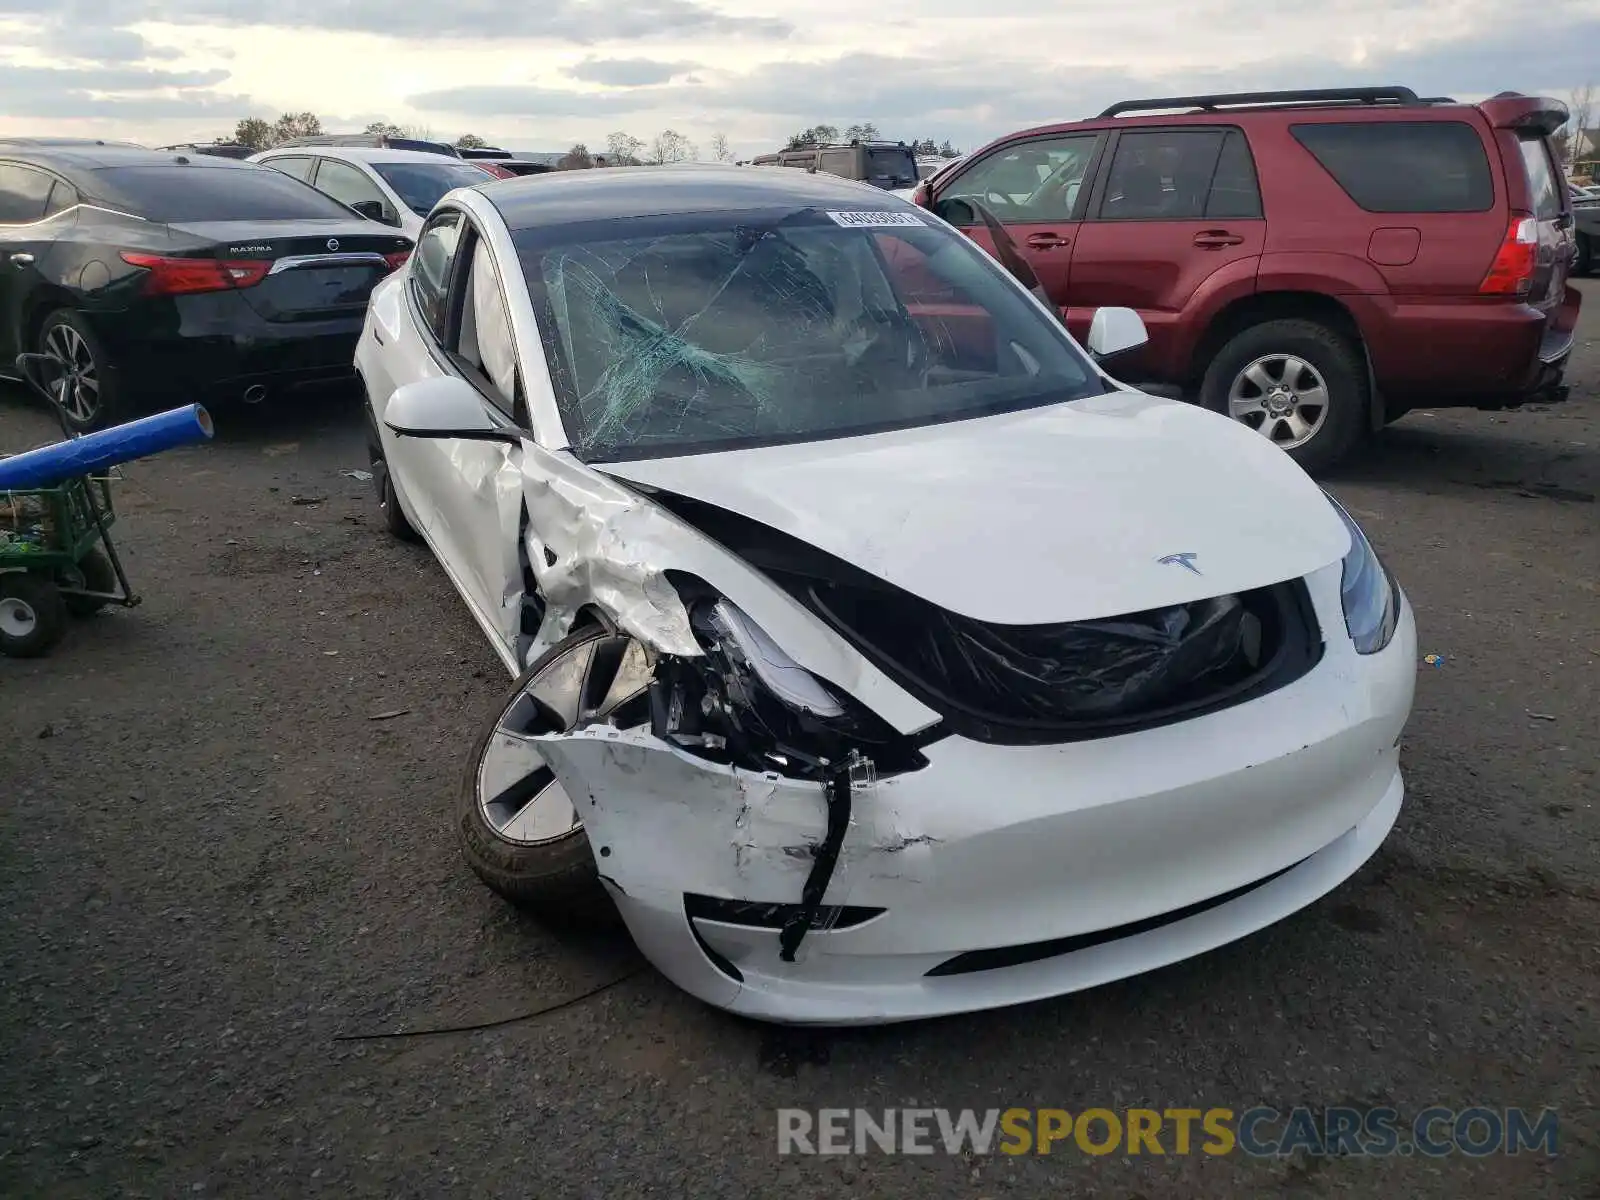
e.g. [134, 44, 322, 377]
[777, 1106, 1559, 1158]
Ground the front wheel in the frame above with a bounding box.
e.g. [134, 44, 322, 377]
[1200, 318, 1368, 475]
[456, 625, 655, 923]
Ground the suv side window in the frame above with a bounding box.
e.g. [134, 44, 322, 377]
[310, 158, 388, 213]
[938, 134, 1099, 225]
[1290, 121, 1493, 213]
[818, 149, 855, 177]
[1098, 129, 1228, 220]
[0, 163, 57, 224]
[1206, 130, 1262, 218]
[264, 155, 315, 182]
[452, 234, 520, 418]
[411, 210, 464, 342]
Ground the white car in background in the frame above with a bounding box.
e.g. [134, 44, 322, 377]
[248, 145, 495, 240]
[355, 165, 1416, 1025]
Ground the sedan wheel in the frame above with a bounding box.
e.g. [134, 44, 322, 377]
[456, 625, 653, 919]
[1227, 353, 1330, 450]
[37, 311, 122, 433]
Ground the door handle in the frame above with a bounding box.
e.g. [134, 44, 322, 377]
[1025, 232, 1071, 250]
[1192, 231, 1244, 249]
[9, 252, 34, 266]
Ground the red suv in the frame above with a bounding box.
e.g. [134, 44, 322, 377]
[914, 86, 1580, 471]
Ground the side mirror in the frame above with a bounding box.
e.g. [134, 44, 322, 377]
[912, 180, 932, 209]
[1085, 307, 1148, 362]
[383, 377, 522, 444]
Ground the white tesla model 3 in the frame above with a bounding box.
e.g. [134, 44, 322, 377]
[355, 165, 1416, 1025]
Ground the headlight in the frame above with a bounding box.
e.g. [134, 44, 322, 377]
[649, 591, 924, 778]
[1327, 495, 1400, 655]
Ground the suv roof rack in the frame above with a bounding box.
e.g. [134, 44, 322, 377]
[787, 139, 911, 150]
[1098, 86, 1427, 118]
[273, 133, 463, 157]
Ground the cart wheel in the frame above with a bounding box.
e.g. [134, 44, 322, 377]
[0, 572, 68, 658]
[59, 548, 117, 618]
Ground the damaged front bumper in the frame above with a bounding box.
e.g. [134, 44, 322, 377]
[533, 574, 1417, 1025]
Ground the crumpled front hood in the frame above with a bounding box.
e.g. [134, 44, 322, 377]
[597, 392, 1351, 624]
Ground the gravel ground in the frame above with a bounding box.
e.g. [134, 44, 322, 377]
[2, 291, 1596, 1199]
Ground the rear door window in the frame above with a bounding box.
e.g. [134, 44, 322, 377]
[0, 163, 57, 224]
[1206, 129, 1262, 218]
[309, 159, 389, 213]
[817, 149, 855, 177]
[91, 165, 355, 220]
[44, 179, 79, 217]
[1517, 135, 1562, 218]
[1097, 129, 1227, 220]
[264, 155, 315, 182]
[1290, 121, 1493, 213]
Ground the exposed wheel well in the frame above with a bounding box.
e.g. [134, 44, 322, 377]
[1189, 292, 1364, 387]
[24, 293, 79, 350]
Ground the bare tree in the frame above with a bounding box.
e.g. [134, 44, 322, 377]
[364, 121, 404, 137]
[709, 131, 733, 163]
[605, 131, 645, 165]
[558, 143, 595, 170]
[647, 129, 696, 165]
[1562, 84, 1596, 170]
[456, 133, 487, 149]
[400, 122, 436, 142]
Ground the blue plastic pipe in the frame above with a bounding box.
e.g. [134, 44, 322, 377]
[0, 404, 214, 491]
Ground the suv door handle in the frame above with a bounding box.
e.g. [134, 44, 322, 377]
[1193, 231, 1244, 249]
[1025, 232, 1071, 250]
[9, 252, 34, 266]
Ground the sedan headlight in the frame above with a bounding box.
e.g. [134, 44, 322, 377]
[1327, 494, 1400, 655]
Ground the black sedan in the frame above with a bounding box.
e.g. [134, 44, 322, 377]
[0, 145, 413, 430]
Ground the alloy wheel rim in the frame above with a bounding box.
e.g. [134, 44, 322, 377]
[43, 325, 100, 425]
[1227, 353, 1330, 450]
[0, 597, 38, 638]
[475, 633, 654, 846]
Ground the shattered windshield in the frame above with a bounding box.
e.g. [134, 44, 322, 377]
[514, 207, 1101, 461]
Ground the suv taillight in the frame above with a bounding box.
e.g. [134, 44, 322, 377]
[120, 252, 270, 296]
[1478, 217, 1538, 296]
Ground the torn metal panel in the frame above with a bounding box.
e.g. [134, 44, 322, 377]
[531, 727, 934, 904]
[514, 443, 942, 734]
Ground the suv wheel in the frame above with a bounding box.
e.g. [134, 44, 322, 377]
[1200, 319, 1367, 474]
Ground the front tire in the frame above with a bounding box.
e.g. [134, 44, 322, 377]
[37, 310, 125, 433]
[456, 625, 653, 924]
[1200, 318, 1368, 475]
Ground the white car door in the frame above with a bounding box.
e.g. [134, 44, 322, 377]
[378, 208, 531, 668]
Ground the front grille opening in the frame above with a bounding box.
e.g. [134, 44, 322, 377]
[925, 858, 1304, 977]
[810, 577, 1323, 746]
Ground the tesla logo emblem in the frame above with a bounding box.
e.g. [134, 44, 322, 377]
[1158, 552, 1202, 576]
[327, 238, 340, 251]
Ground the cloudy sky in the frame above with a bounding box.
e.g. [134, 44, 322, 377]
[0, 0, 1596, 157]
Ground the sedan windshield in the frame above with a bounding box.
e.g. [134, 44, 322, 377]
[513, 207, 1102, 461]
[371, 161, 492, 216]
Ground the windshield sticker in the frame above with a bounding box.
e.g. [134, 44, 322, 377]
[825, 210, 926, 228]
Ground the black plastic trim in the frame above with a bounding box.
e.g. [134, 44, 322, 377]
[925, 857, 1307, 977]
